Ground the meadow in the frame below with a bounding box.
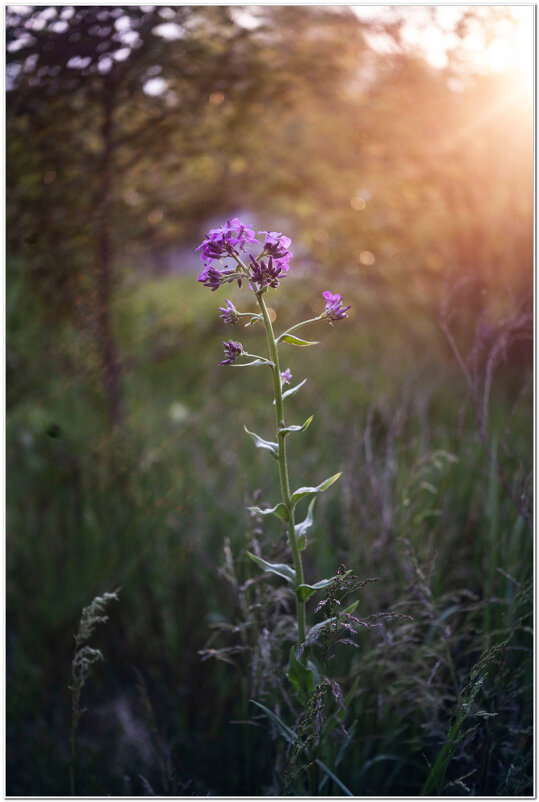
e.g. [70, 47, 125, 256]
[7, 260, 533, 795]
[6, 5, 533, 797]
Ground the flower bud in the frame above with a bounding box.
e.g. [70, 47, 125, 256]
[218, 299, 240, 324]
[219, 339, 243, 365]
[322, 291, 351, 322]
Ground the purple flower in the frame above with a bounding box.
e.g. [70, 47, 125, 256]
[322, 291, 351, 322]
[249, 254, 283, 290]
[280, 369, 292, 385]
[197, 218, 258, 267]
[219, 339, 243, 365]
[259, 230, 293, 272]
[218, 299, 240, 324]
[198, 264, 245, 291]
[198, 265, 225, 291]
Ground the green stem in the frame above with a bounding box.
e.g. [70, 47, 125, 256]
[256, 290, 307, 650]
[70, 728, 77, 796]
[277, 315, 324, 343]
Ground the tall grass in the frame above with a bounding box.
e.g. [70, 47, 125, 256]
[7, 266, 532, 795]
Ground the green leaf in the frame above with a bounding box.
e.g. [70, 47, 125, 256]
[294, 498, 316, 551]
[282, 378, 308, 399]
[251, 703, 354, 796]
[279, 415, 313, 435]
[295, 498, 316, 537]
[247, 502, 289, 521]
[291, 472, 342, 507]
[314, 759, 354, 796]
[232, 359, 273, 367]
[250, 699, 353, 796]
[281, 334, 319, 347]
[307, 658, 320, 687]
[246, 552, 296, 584]
[306, 600, 359, 643]
[333, 720, 358, 768]
[297, 576, 338, 602]
[288, 645, 315, 696]
[273, 378, 308, 405]
[250, 700, 296, 744]
[342, 673, 361, 709]
[244, 426, 279, 458]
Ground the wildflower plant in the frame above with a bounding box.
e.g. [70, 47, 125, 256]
[196, 219, 354, 721]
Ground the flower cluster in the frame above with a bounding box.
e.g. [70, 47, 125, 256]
[196, 218, 257, 265]
[259, 230, 293, 272]
[197, 218, 294, 294]
[200, 265, 231, 292]
[322, 291, 351, 322]
[196, 219, 351, 366]
[197, 218, 258, 291]
[249, 255, 284, 290]
[219, 339, 243, 365]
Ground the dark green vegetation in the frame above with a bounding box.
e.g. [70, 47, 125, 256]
[6, 6, 532, 796]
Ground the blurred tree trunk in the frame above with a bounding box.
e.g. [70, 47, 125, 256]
[95, 76, 124, 429]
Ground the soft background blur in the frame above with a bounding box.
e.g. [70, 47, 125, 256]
[6, 5, 533, 796]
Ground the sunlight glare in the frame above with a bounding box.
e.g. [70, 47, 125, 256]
[355, 6, 534, 92]
[485, 9, 534, 88]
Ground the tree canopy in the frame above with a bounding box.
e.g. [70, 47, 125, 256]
[7, 5, 533, 418]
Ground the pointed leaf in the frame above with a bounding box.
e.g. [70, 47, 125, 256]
[247, 502, 289, 521]
[232, 359, 273, 367]
[281, 334, 319, 347]
[273, 378, 308, 405]
[251, 707, 353, 796]
[342, 674, 361, 710]
[314, 759, 354, 796]
[294, 498, 316, 551]
[308, 658, 321, 687]
[297, 576, 339, 602]
[250, 700, 296, 744]
[279, 415, 313, 436]
[291, 472, 342, 507]
[295, 498, 316, 537]
[288, 646, 315, 696]
[282, 378, 308, 400]
[246, 552, 296, 584]
[251, 706, 353, 797]
[244, 426, 279, 457]
[305, 601, 359, 644]
[297, 570, 352, 602]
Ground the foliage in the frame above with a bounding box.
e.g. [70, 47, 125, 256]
[6, 4, 532, 797]
[6, 266, 532, 794]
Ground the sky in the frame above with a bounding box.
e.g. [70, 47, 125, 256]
[353, 4, 534, 77]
